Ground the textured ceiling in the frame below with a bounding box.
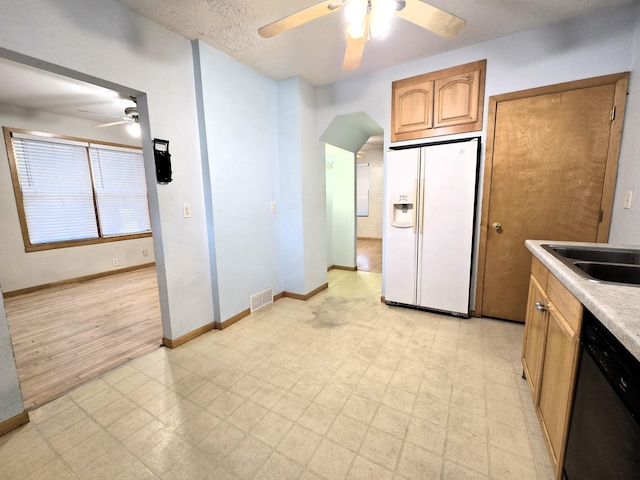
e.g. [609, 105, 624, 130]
[114, 0, 636, 86]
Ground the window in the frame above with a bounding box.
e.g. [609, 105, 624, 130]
[357, 164, 369, 217]
[5, 128, 151, 251]
[89, 145, 151, 237]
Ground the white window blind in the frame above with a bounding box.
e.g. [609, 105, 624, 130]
[89, 146, 151, 237]
[9, 132, 151, 248]
[357, 164, 369, 217]
[11, 137, 99, 244]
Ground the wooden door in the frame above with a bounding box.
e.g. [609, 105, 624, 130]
[477, 74, 628, 322]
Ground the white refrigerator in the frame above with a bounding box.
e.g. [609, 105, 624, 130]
[383, 137, 479, 316]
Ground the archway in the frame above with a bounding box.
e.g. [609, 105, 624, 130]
[320, 112, 383, 273]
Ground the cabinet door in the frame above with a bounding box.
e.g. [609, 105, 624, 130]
[522, 275, 548, 400]
[392, 81, 434, 137]
[537, 308, 580, 476]
[434, 69, 480, 128]
[390, 59, 486, 142]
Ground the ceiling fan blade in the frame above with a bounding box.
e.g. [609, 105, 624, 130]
[94, 120, 129, 128]
[342, 16, 370, 70]
[395, 0, 466, 38]
[78, 109, 125, 119]
[259, 0, 347, 38]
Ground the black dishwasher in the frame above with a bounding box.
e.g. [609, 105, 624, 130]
[563, 309, 640, 479]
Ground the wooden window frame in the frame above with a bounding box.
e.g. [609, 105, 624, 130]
[3, 127, 151, 252]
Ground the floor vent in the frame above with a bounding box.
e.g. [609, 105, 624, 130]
[250, 287, 274, 313]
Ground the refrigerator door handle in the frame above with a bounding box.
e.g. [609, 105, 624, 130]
[419, 179, 425, 234]
[413, 180, 418, 234]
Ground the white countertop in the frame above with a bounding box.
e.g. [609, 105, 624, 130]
[526, 240, 640, 360]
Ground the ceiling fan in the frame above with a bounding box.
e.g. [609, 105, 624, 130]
[258, 0, 466, 70]
[86, 105, 141, 137]
[93, 106, 139, 128]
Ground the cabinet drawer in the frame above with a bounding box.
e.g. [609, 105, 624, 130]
[531, 257, 549, 291]
[547, 274, 582, 334]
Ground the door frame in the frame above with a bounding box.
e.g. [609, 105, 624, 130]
[474, 72, 629, 318]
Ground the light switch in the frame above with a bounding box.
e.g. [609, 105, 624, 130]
[624, 191, 633, 209]
[183, 204, 192, 218]
[271, 201, 277, 212]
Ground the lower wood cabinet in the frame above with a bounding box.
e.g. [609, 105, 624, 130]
[522, 257, 582, 479]
[537, 307, 580, 475]
[522, 275, 548, 398]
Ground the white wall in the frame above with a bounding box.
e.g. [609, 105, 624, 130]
[0, 103, 155, 292]
[326, 144, 356, 268]
[357, 146, 384, 239]
[279, 77, 328, 295]
[279, 77, 307, 294]
[299, 79, 329, 293]
[326, 161, 334, 268]
[316, 4, 640, 298]
[610, 8, 640, 244]
[193, 41, 283, 322]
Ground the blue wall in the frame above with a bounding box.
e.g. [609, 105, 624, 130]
[194, 41, 283, 321]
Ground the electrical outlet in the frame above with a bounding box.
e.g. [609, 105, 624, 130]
[183, 203, 191, 218]
[143, 249, 149, 257]
[112, 258, 119, 267]
[624, 190, 633, 209]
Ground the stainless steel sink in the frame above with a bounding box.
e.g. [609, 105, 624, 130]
[574, 262, 640, 286]
[543, 245, 640, 265]
[541, 244, 640, 286]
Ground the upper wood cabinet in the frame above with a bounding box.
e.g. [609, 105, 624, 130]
[392, 80, 434, 138]
[391, 60, 486, 142]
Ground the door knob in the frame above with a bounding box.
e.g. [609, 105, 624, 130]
[492, 222, 502, 230]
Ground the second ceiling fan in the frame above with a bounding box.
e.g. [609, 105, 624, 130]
[258, 0, 466, 70]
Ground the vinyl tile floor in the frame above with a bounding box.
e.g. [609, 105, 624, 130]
[0, 270, 554, 480]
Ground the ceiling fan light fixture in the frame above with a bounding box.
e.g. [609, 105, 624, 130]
[393, 0, 406, 11]
[345, 0, 367, 25]
[258, 0, 465, 72]
[370, 0, 395, 38]
[127, 118, 141, 138]
[373, 0, 396, 19]
[347, 19, 367, 39]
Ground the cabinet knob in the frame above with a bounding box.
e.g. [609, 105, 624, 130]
[535, 301, 547, 312]
[492, 222, 502, 230]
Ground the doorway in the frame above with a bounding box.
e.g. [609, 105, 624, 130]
[356, 135, 383, 273]
[475, 73, 629, 322]
[0, 55, 163, 408]
[321, 111, 384, 276]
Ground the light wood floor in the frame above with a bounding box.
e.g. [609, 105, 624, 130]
[4, 267, 162, 410]
[357, 237, 382, 273]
